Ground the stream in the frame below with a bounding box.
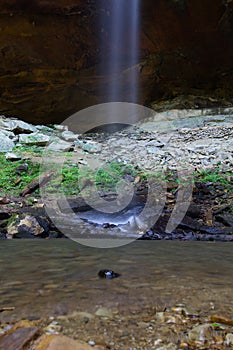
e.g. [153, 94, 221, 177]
[0, 241, 232, 322]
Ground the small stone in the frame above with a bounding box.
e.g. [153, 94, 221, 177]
[179, 343, 189, 349]
[147, 146, 162, 154]
[14, 162, 28, 174]
[95, 308, 113, 318]
[181, 307, 199, 318]
[47, 138, 73, 152]
[88, 340, 95, 346]
[61, 130, 79, 141]
[155, 312, 166, 323]
[75, 140, 102, 153]
[145, 140, 164, 148]
[98, 270, 120, 279]
[45, 321, 62, 335]
[34, 334, 94, 350]
[225, 333, 233, 346]
[188, 323, 214, 342]
[36, 125, 54, 133]
[156, 343, 177, 350]
[154, 339, 163, 346]
[5, 152, 22, 161]
[53, 124, 68, 131]
[171, 307, 183, 314]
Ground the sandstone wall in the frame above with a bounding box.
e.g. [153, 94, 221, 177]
[0, 0, 232, 123]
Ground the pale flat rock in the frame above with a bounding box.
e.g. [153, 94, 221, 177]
[47, 138, 73, 152]
[74, 140, 102, 153]
[19, 132, 50, 146]
[0, 136, 15, 152]
[53, 124, 68, 131]
[61, 130, 79, 141]
[5, 152, 22, 161]
[95, 307, 113, 318]
[0, 118, 36, 133]
[0, 129, 15, 138]
[35, 334, 94, 350]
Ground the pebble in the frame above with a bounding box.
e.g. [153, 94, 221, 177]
[95, 308, 113, 318]
[34, 334, 94, 350]
[225, 333, 233, 346]
[5, 152, 22, 161]
[88, 340, 96, 346]
[188, 323, 214, 342]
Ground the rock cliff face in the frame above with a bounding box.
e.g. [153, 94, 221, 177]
[0, 0, 233, 123]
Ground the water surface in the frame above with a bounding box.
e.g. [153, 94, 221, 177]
[0, 241, 232, 321]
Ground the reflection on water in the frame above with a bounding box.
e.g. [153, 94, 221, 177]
[0, 241, 232, 321]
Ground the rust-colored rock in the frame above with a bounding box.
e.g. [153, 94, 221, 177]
[0, 0, 232, 124]
[34, 334, 97, 350]
[0, 327, 39, 350]
[210, 315, 233, 326]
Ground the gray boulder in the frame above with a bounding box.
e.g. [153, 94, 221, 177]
[19, 132, 50, 146]
[0, 117, 36, 133]
[47, 138, 73, 152]
[0, 136, 15, 152]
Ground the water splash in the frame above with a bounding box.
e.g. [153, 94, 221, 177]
[99, 0, 141, 105]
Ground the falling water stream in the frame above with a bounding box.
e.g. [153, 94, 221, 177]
[99, 0, 141, 106]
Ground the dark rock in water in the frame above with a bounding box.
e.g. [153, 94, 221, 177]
[98, 269, 120, 279]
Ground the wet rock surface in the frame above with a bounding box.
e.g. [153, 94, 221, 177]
[98, 270, 121, 280]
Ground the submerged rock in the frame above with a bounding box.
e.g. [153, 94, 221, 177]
[98, 269, 120, 279]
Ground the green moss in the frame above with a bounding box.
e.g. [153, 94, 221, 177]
[0, 155, 40, 196]
[197, 169, 232, 187]
[1, 151, 232, 198]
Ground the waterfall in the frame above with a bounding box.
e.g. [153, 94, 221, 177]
[99, 0, 141, 106]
